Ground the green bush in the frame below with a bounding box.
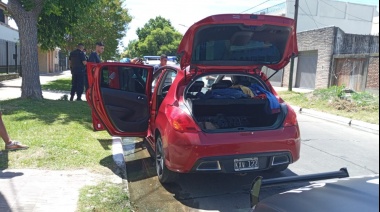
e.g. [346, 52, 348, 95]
[313, 85, 345, 100]
[351, 91, 379, 107]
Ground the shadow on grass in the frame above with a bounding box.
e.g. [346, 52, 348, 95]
[0, 98, 93, 127]
[98, 139, 112, 150]
[0, 150, 8, 170]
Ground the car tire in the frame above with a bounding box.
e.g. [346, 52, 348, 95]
[267, 164, 289, 173]
[155, 136, 178, 184]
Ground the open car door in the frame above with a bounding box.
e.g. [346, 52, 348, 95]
[86, 62, 105, 131]
[87, 62, 153, 137]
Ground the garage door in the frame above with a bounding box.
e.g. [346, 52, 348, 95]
[295, 51, 318, 89]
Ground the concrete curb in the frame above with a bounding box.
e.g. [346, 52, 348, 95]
[112, 137, 127, 179]
[111, 136, 132, 207]
[291, 105, 379, 135]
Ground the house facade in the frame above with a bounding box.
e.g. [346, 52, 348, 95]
[257, 0, 379, 94]
[0, 1, 61, 75]
[254, 0, 379, 35]
[0, 1, 20, 76]
[282, 27, 379, 93]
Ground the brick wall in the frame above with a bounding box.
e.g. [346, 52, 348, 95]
[366, 56, 379, 89]
[283, 27, 335, 89]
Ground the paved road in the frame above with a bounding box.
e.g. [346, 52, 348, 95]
[122, 113, 379, 212]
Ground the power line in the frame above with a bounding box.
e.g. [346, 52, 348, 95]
[240, 0, 272, 13]
[305, 0, 319, 28]
[298, 6, 328, 28]
[319, 0, 373, 22]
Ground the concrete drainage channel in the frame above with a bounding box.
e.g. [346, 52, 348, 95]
[112, 137, 151, 194]
[111, 137, 133, 197]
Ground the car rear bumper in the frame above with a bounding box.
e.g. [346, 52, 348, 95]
[190, 151, 292, 173]
[163, 126, 300, 173]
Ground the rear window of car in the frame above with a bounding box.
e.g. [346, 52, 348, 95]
[191, 24, 290, 66]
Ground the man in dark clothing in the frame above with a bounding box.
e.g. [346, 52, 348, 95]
[88, 42, 104, 63]
[86, 42, 104, 90]
[69, 43, 87, 101]
[153, 54, 168, 73]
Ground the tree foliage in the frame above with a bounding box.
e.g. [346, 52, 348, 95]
[120, 39, 138, 59]
[37, 0, 94, 51]
[125, 16, 183, 57]
[63, 0, 132, 60]
[6, 0, 131, 99]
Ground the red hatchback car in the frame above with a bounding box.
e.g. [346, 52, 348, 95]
[86, 14, 300, 183]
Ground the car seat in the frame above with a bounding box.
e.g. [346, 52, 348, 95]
[231, 76, 251, 86]
[212, 80, 232, 90]
[187, 81, 205, 98]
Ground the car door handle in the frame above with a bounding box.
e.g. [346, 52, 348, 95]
[137, 96, 144, 100]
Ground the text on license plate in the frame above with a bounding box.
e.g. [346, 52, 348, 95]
[234, 157, 259, 171]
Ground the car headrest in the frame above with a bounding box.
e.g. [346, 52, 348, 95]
[220, 80, 232, 87]
[188, 81, 204, 93]
[212, 82, 228, 90]
[231, 76, 251, 86]
[211, 80, 233, 90]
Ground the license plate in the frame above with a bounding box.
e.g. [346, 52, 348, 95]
[234, 157, 259, 171]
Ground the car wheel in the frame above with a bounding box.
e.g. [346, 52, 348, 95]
[155, 136, 178, 184]
[267, 164, 289, 173]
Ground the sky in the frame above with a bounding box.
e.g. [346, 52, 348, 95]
[120, 0, 379, 50]
[2, 0, 379, 51]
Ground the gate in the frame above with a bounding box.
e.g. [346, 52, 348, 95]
[295, 50, 318, 89]
[333, 57, 367, 91]
[0, 39, 21, 75]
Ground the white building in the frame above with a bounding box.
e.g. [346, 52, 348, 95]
[372, 16, 379, 35]
[254, 0, 379, 35]
[0, 1, 61, 74]
[0, 1, 18, 42]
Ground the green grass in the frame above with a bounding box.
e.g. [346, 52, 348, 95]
[42, 78, 72, 91]
[1, 74, 135, 212]
[278, 87, 379, 124]
[0, 98, 115, 172]
[77, 181, 132, 212]
[0, 98, 133, 211]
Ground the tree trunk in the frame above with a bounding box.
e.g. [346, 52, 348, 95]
[7, 0, 44, 100]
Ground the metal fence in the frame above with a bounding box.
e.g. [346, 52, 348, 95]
[0, 39, 21, 75]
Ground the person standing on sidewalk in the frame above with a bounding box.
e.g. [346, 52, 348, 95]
[0, 111, 28, 150]
[86, 42, 105, 90]
[69, 43, 87, 101]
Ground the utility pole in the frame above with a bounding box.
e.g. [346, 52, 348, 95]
[288, 0, 299, 91]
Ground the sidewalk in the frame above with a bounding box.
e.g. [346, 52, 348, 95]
[0, 70, 79, 101]
[0, 169, 122, 212]
[0, 70, 96, 212]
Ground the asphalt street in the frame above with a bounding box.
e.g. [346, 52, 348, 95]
[0, 71, 379, 211]
[122, 113, 379, 212]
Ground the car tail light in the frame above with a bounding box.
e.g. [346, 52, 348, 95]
[284, 105, 298, 127]
[167, 105, 201, 133]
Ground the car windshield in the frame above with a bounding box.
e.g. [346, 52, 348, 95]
[191, 24, 291, 66]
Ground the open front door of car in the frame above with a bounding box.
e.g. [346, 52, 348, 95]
[88, 62, 153, 137]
